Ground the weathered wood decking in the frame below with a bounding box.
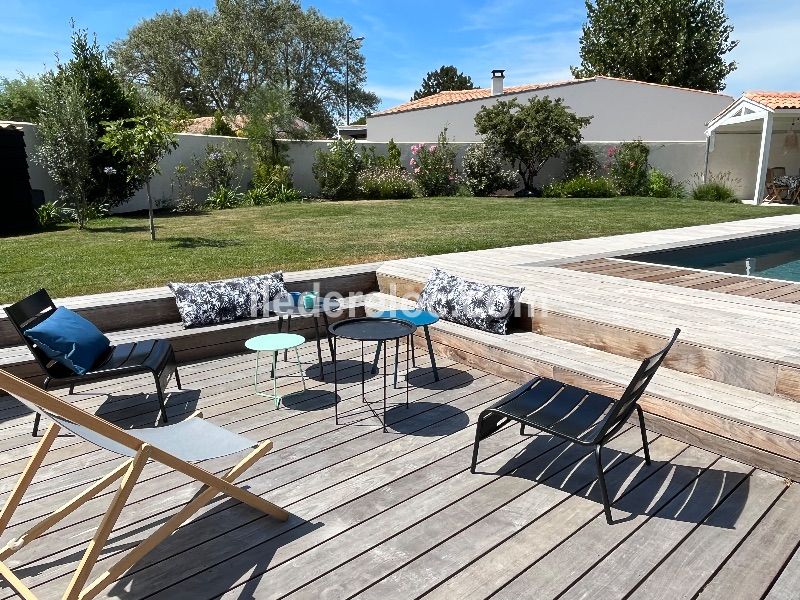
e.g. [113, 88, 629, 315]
[1, 340, 800, 599]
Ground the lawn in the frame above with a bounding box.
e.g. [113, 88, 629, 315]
[2, 197, 798, 303]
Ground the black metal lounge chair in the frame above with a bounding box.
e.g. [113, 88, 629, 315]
[471, 328, 680, 524]
[4, 289, 181, 436]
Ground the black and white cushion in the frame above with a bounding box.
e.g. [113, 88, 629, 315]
[168, 272, 287, 328]
[416, 268, 523, 334]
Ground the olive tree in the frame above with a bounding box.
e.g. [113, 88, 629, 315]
[100, 115, 178, 240]
[474, 97, 592, 193]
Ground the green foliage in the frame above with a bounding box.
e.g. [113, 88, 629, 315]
[357, 167, 417, 199]
[543, 175, 616, 198]
[475, 96, 592, 191]
[109, 0, 379, 135]
[205, 110, 236, 136]
[572, 0, 738, 92]
[247, 164, 300, 204]
[253, 163, 293, 189]
[647, 169, 685, 198]
[313, 138, 363, 199]
[564, 144, 600, 179]
[206, 186, 245, 209]
[412, 65, 474, 101]
[100, 113, 178, 239]
[692, 181, 739, 203]
[461, 144, 518, 196]
[35, 200, 67, 229]
[386, 139, 402, 170]
[607, 140, 650, 195]
[243, 85, 306, 167]
[34, 75, 94, 228]
[194, 144, 243, 192]
[0, 76, 42, 122]
[171, 163, 202, 213]
[410, 129, 459, 196]
[271, 185, 303, 203]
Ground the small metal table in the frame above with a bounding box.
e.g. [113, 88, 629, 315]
[268, 294, 339, 370]
[245, 333, 306, 408]
[370, 309, 440, 385]
[329, 317, 416, 432]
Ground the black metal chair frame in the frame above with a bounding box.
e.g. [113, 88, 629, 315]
[471, 328, 680, 524]
[4, 289, 181, 436]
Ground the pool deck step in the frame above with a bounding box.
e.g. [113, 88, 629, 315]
[366, 292, 800, 480]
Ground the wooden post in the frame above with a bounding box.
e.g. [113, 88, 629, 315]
[754, 113, 774, 204]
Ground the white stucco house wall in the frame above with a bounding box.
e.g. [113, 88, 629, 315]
[367, 72, 733, 143]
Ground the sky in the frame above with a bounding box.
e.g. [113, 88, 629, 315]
[1, 0, 799, 112]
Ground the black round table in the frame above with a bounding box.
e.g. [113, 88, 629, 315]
[268, 295, 340, 373]
[329, 317, 416, 432]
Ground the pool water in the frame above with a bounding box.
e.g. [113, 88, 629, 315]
[624, 230, 800, 282]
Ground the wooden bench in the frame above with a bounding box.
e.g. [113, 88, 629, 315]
[0, 264, 379, 384]
[366, 292, 800, 480]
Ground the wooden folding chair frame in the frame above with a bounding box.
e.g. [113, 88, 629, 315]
[0, 370, 289, 600]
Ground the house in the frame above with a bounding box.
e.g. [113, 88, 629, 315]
[705, 92, 800, 202]
[367, 70, 733, 144]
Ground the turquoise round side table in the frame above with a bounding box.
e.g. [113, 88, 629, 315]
[370, 309, 440, 386]
[245, 333, 306, 408]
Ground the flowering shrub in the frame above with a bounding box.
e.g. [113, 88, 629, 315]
[564, 144, 600, 179]
[607, 140, 650, 195]
[647, 169, 685, 198]
[357, 167, 417, 199]
[543, 175, 616, 198]
[205, 186, 245, 209]
[196, 143, 242, 192]
[410, 129, 458, 196]
[312, 138, 363, 199]
[461, 144, 517, 196]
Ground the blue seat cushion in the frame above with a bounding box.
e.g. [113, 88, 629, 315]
[24, 307, 111, 375]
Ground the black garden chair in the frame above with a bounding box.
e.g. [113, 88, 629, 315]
[4, 289, 181, 436]
[471, 328, 680, 524]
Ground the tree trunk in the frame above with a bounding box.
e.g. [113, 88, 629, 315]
[146, 180, 156, 241]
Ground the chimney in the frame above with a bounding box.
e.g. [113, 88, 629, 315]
[491, 69, 505, 96]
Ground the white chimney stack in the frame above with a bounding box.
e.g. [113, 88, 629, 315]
[491, 69, 505, 96]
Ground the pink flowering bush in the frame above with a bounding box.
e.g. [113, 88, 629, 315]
[357, 166, 417, 199]
[410, 129, 459, 196]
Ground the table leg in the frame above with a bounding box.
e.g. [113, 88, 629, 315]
[411, 333, 416, 367]
[393, 338, 400, 389]
[383, 340, 387, 433]
[272, 351, 279, 408]
[313, 315, 324, 369]
[295, 347, 306, 391]
[406, 335, 410, 409]
[284, 314, 291, 361]
[322, 312, 334, 359]
[361, 341, 366, 403]
[424, 325, 439, 381]
[334, 336, 338, 425]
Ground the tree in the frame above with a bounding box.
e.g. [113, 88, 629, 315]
[34, 75, 93, 228]
[412, 66, 474, 101]
[243, 85, 306, 167]
[110, 0, 379, 135]
[0, 76, 42, 122]
[474, 97, 592, 192]
[100, 115, 178, 240]
[571, 0, 738, 92]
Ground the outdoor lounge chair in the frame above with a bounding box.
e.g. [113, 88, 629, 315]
[5, 289, 181, 436]
[0, 369, 288, 600]
[765, 167, 789, 203]
[471, 328, 680, 524]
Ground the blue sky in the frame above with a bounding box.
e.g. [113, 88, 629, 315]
[2, 0, 798, 111]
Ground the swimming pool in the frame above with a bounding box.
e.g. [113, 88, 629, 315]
[623, 230, 800, 282]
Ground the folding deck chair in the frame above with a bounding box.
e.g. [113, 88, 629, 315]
[471, 328, 680, 524]
[0, 369, 289, 600]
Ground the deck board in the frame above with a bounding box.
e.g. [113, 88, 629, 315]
[1, 340, 800, 599]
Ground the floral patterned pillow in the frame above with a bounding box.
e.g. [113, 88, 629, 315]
[416, 268, 524, 335]
[169, 272, 286, 328]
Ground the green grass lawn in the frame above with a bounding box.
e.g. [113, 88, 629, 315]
[2, 197, 798, 303]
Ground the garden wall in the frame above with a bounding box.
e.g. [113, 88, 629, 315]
[9, 119, 757, 209]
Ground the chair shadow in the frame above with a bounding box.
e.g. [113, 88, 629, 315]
[481, 436, 747, 529]
[168, 237, 243, 249]
[384, 401, 469, 435]
[407, 366, 474, 390]
[92, 388, 201, 429]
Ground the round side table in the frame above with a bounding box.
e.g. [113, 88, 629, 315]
[370, 309, 440, 385]
[245, 333, 306, 408]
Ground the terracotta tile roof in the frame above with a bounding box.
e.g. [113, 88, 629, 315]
[744, 92, 800, 110]
[373, 76, 730, 117]
[182, 115, 312, 136]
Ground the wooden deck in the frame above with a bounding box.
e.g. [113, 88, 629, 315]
[2, 340, 800, 599]
[562, 258, 800, 304]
